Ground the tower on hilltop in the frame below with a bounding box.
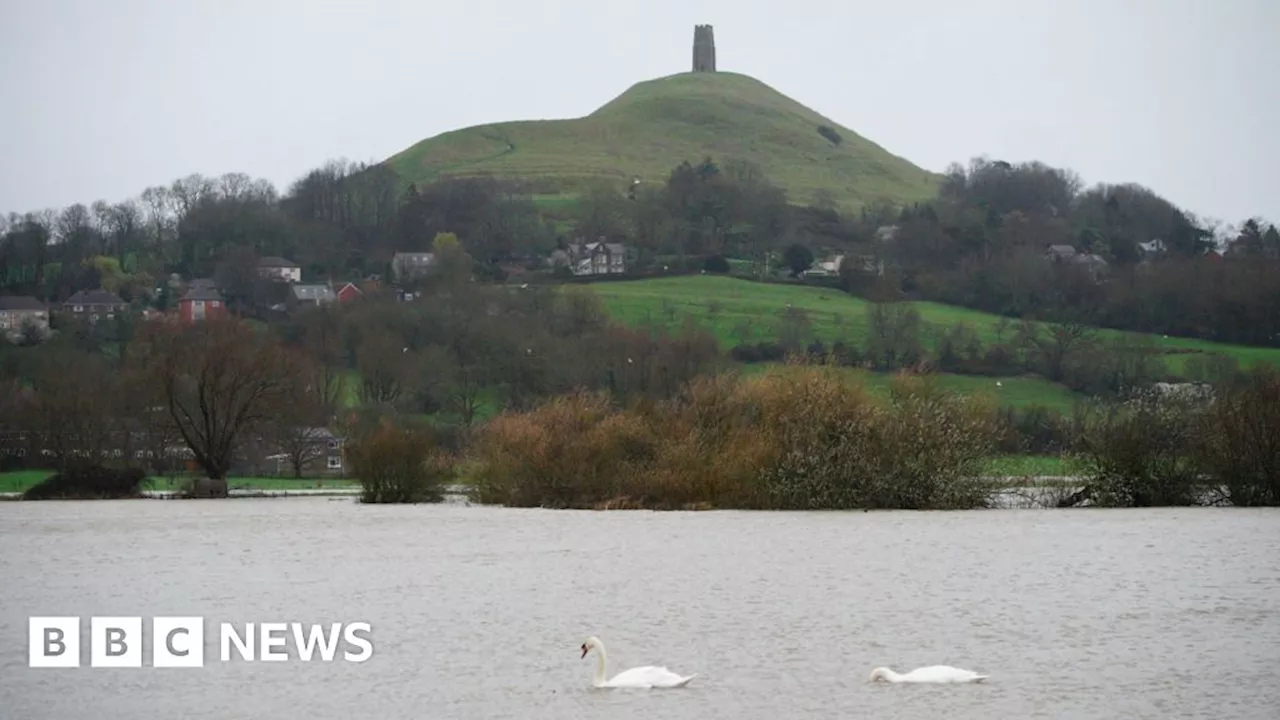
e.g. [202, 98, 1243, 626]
[692, 24, 716, 72]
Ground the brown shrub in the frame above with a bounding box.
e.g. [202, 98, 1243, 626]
[471, 391, 660, 508]
[470, 364, 1003, 510]
[346, 421, 451, 504]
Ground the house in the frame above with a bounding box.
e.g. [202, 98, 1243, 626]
[874, 225, 900, 243]
[1044, 244, 1079, 261]
[568, 240, 627, 276]
[802, 254, 844, 277]
[1043, 244, 1108, 279]
[289, 284, 336, 309]
[257, 257, 302, 283]
[335, 282, 364, 303]
[0, 296, 49, 340]
[1138, 238, 1167, 256]
[391, 252, 435, 283]
[62, 290, 127, 323]
[840, 254, 886, 277]
[177, 285, 227, 323]
[264, 427, 346, 477]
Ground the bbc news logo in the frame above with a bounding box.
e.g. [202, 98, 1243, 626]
[29, 617, 373, 668]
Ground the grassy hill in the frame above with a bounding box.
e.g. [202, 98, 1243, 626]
[385, 72, 940, 210]
[585, 275, 1280, 410]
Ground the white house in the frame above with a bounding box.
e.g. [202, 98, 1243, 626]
[257, 257, 302, 283]
[391, 252, 436, 283]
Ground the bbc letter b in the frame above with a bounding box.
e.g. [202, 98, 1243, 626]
[153, 617, 205, 668]
[91, 617, 142, 668]
[29, 617, 80, 668]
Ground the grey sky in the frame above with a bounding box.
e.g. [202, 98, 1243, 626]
[2, 0, 1276, 226]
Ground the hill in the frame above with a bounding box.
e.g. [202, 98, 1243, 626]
[585, 275, 1280, 405]
[385, 72, 941, 210]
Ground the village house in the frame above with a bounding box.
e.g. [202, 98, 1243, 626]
[0, 295, 49, 340]
[390, 252, 435, 283]
[62, 289, 128, 323]
[261, 427, 346, 477]
[289, 284, 337, 310]
[566, 240, 627, 276]
[335, 282, 364, 302]
[177, 285, 227, 323]
[257, 256, 302, 283]
[1043, 243, 1108, 278]
[802, 253, 846, 277]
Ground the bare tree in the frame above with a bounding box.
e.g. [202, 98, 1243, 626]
[29, 346, 117, 470]
[141, 316, 296, 485]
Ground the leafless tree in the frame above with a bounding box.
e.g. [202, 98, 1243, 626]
[141, 316, 296, 482]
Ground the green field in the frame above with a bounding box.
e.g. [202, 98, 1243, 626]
[0, 471, 358, 495]
[589, 275, 1280, 376]
[385, 71, 940, 211]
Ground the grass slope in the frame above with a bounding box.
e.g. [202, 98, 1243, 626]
[386, 72, 940, 210]
[588, 275, 1280, 407]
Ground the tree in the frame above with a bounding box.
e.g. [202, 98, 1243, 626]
[28, 345, 117, 470]
[141, 316, 296, 486]
[782, 243, 814, 277]
[261, 406, 330, 478]
[429, 232, 475, 286]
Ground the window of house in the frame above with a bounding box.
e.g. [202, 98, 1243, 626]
[74, 305, 83, 312]
[327, 455, 342, 470]
[327, 439, 340, 450]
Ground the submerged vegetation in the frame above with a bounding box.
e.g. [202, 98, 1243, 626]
[473, 365, 1000, 510]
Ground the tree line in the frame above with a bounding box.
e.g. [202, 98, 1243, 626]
[3, 153, 1278, 346]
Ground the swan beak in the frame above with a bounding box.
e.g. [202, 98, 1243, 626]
[580, 644, 588, 659]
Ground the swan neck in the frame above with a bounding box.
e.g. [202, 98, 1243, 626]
[593, 642, 608, 686]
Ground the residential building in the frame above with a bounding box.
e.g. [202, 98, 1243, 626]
[177, 285, 227, 323]
[1043, 244, 1108, 279]
[802, 254, 844, 277]
[62, 290, 127, 323]
[335, 282, 364, 303]
[263, 427, 346, 477]
[0, 296, 49, 340]
[569, 240, 627, 276]
[391, 252, 435, 283]
[257, 257, 302, 283]
[289, 284, 337, 309]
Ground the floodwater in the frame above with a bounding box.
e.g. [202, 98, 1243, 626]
[1, 499, 1278, 719]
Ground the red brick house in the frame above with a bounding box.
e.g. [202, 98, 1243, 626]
[336, 282, 364, 303]
[177, 286, 227, 323]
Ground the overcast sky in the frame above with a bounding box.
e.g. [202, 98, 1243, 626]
[2, 0, 1276, 225]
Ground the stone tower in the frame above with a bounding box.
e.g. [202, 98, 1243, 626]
[692, 24, 716, 72]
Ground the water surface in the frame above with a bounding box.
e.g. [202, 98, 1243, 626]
[1, 499, 1277, 719]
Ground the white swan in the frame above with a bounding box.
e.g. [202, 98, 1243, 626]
[869, 665, 989, 684]
[580, 636, 697, 689]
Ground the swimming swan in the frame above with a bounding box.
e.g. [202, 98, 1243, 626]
[869, 665, 989, 684]
[579, 636, 697, 689]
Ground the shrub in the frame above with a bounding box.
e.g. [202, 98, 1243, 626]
[1073, 392, 1208, 507]
[23, 465, 146, 500]
[470, 365, 1001, 510]
[1196, 365, 1280, 506]
[703, 255, 731, 273]
[345, 422, 450, 503]
[995, 404, 1076, 454]
[471, 390, 661, 508]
